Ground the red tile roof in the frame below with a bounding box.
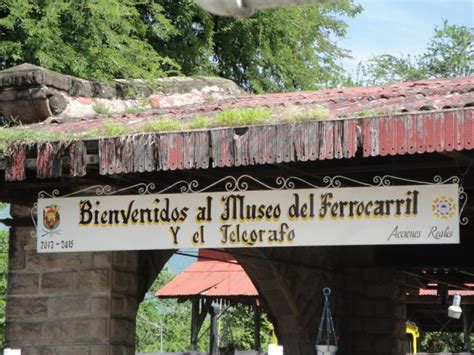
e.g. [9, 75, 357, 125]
[155, 249, 259, 299]
[2, 76, 474, 182]
[17, 76, 474, 135]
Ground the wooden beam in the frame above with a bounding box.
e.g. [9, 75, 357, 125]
[190, 298, 211, 351]
[254, 305, 261, 352]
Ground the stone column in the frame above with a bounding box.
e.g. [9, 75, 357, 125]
[342, 267, 407, 355]
[5, 204, 140, 354]
[234, 248, 407, 355]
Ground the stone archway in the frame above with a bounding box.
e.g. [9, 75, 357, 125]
[135, 247, 320, 354]
[5, 202, 409, 355]
[136, 246, 408, 355]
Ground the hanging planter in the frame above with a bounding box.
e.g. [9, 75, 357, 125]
[315, 287, 338, 355]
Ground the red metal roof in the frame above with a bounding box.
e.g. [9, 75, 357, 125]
[2, 77, 474, 182]
[155, 249, 258, 299]
[13, 76, 474, 135]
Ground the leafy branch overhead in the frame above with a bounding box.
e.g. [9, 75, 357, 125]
[0, 0, 361, 92]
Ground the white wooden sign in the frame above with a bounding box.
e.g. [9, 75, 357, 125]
[37, 184, 460, 253]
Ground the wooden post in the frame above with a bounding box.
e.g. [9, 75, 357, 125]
[191, 298, 211, 351]
[254, 305, 261, 353]
[209, 303, 220, 354]
[191, 299, 199, 351]
[463, 305, 473, 352]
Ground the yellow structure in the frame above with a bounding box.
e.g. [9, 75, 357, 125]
[406, 322, 420, 353]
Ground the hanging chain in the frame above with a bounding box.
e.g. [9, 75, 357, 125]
[316, 288, 338, 347]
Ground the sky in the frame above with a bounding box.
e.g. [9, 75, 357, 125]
[0, 208, 8, 232]
[338, 0, 474, 77]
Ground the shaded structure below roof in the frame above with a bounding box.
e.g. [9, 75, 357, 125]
[405, 267, 474, 352]
[155, 249, 263, 353]
[156, 249, 258, 302]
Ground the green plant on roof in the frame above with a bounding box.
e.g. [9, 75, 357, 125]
[187, 116, 211, 130]
[286, 106, 330, 122]
[70, 129, 100, 139]
[103, 120, 133, 137]
[138, 118, 182, 133]
[92, 103, 112, 115]
[124, 105, 145, 115]
[0, 127, 64, 152]
[215, 108, 273, 127]
[353, 107, 399, 118]
[138, 96, 153, 109]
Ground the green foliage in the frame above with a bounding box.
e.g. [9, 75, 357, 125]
[422, 20, 474, 78]
[357, 21, 474, 85]
[138, 0, 362, 92]
[136, 267, 275, 352]
[215, 108, 272, 127]
[356, 54, 426, 86]
[419, 331, 464, 352]
[124, 106, 146, 115]
[92, 103, 112, 115]
[136, 267, 209, 352]
[187, 116, 211, 130]
[286, 106, 331, 122]
[1, 0, 360, 90]
[0, 231, 8, 346]
[103, 120, 133, 136]
[0, 127, 64, 153]
[0, 0, 179, 80]
[219, 306, 273, 350]
[138, 118, 182, 133]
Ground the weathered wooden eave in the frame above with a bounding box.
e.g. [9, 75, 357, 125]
[1, 107, 473, 183]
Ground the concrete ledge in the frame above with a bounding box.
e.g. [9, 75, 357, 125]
[0, 63, 242, 124]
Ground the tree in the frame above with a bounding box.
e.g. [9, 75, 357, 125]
[0, 230, 7, 346]
[135, 267, 198, 352]
[357, 20, 474, 86]
[1, 0, 361, 91]
[419, 331, 468, 352]
[356, 54, 426, 86]
[219, 305, 273, 350]
[422, 20, 474, 78]
[152, 0, 362, 92]
[136, 266, 275, 352]
[0, 0, 179, 80]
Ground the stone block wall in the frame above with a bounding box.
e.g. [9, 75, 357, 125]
[233, 247, 407, 355]
[5, 204, 140, 354]
[5, 204, 408, 355]
[341, 267, 407, 355]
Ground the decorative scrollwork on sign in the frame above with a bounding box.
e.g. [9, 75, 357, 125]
[34, 174, 468, 227]
[372, 175, 461, 187]
[459, 186, 469, 226]
[38, 189, 60, 199]
[30, 203, 38, 238]
[324, 175, 373, 188]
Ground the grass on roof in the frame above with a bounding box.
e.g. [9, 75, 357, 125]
[0, 127, 64, 152]
[286, 106, 330, 122]
[0, 106, 336, 154]
[138, 119, 182, 133]
[187, 116, 210, 130]
[103, 120, 133, 136]
[215, 108, 273, 127]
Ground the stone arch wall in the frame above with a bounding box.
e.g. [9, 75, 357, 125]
[138, 247, 333, 354]
[5, 203, 407, 355]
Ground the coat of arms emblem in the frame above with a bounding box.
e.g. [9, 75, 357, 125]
[43, 204, 61, 231]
